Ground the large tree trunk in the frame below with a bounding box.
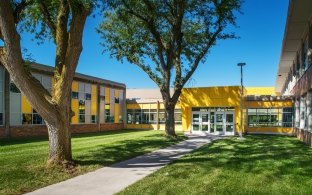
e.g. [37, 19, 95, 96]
[46, 120, 72, 164]
[46, 95, 72, 165]
[164, 103, 176, 136]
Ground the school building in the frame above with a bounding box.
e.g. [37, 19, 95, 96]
[0, 0, 311, 147]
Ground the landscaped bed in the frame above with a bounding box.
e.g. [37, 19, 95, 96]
[0, 130, 185, 195]
[120, 135, 312, 195]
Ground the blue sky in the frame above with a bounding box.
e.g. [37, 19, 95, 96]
[20, 0, 289, 89]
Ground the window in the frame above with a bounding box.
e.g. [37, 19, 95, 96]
[32, 109, 43, 124]
[247, 107, 293, 127]
[127, 109, 134, 124]
[150, 109, 157, 124]
[79, 115, 85, 123]
[159, 109, 165, 124]
[10, 82, 20, 93]
[79, 100, 85, 123]
[174, 109, 182, 124]
[142, 109, 149, 124]
[85, 93, 91, 100]
[115, 97, 119, 103]
[99, 95, 105, 101]
[22, 114, 32, 124]
[72, 92, 79, 99]
[91, 115, 96, 123]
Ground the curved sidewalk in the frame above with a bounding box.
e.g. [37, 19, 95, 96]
[26, 134, 222, 195]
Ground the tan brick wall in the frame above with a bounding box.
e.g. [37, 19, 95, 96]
[0, 123, 125, 138]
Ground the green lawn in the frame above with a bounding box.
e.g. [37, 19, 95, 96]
[120, 135, 312, 195]
[0, 129, 185, 195]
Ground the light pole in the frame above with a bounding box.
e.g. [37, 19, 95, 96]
[237, 62, 246, 140]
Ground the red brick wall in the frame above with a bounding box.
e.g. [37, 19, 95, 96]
[0, 123, 125, 138]
[0, 127, 5, 137]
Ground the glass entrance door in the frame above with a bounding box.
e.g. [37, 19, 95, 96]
[225, 112, 235, 135]
[192, 112, 210, 132]
[215, 112, 224, 135]
[192, 112, 200, 131]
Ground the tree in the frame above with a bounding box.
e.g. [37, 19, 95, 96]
[0, 0, 93, 165]
[99, 0, 242, 136]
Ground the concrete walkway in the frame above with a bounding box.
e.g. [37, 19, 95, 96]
[26, 134, 223, 195]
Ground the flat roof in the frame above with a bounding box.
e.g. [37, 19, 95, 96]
[275, 0, 312, 93]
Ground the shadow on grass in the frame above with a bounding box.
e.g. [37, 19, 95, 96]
[0, 129, 152, 146]
[74, 133, 184, 167]
[169, 135, 312, 178]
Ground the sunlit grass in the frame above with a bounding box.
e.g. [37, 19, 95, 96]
[0, 129, 185, 195]
[120, 135, 312, 195]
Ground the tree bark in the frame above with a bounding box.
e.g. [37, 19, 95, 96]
[0, 0, 88, 166]
[164, 103, 176, 136]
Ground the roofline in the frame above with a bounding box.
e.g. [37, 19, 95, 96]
[31, 63, 126, 89]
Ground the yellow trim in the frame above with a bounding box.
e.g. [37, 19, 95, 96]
[21, 95, 32, 113]
[115, 104, 119, 123]
[91, 85, 97, 115]
[105, 87, 110, 104]
[72, 81, 79, 92]
[71, 99, 79, 124]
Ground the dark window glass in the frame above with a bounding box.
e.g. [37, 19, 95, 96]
[72, 92, 79, 99]
[10, 83, 21, 93]
[115, 97, 119, 103]
[142, 113, 149, 124]
[99, 95, 105, 101]
[22, 114, 32, 124]
[79, 100, 85, 114]
[85, 93, 91, 100]
[91, 115, 96, 123]
[79, 115, 85, 123]
[33, 114, 43, 124]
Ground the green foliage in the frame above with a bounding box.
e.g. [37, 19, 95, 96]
[99, 0, 242, 88]
[0, 130, 185, 194]
[11, 0, 96, 44]
[120, 135, 312, 195]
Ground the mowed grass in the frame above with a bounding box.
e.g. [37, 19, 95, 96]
[0, 129, 185, 195]
[120, 135, 312, 195]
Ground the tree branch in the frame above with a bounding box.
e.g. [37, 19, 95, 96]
[0, 0, 58, 124]
[38, 1, 57, 39]
[13, 0, 31, 24]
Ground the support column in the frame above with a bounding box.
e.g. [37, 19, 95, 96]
[300, 96, 306, 130]
[4, 70, 10, 137]
[295, 98, 300, 129]
[97, 84, 100, 131]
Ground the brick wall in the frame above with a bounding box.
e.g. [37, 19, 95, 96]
[0, 123, 125, 138]
[294, 128, 312, 147]
[0, 127, 5, 137]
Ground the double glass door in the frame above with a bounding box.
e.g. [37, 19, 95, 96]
[192, 111, 235, 135]
[192, 112, 209, 132]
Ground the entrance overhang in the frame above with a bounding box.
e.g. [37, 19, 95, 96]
[275, 0, 312, 93]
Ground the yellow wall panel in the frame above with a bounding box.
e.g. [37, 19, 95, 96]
[126, 103, 141, 109]
[246, 127, 293, 134]
[115, 90, 119, 98]
[71, 99, 79, 124]
[72, 81, 79, 91]
[115, 104, 119, 123]
[105, 87, 110, 104]
[246, 100, 293, 108]
[91, 85, 97, 115]
[245, 87, 276, 96]
[180, 86, 242, 133]
[21, 95, 32, 113]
